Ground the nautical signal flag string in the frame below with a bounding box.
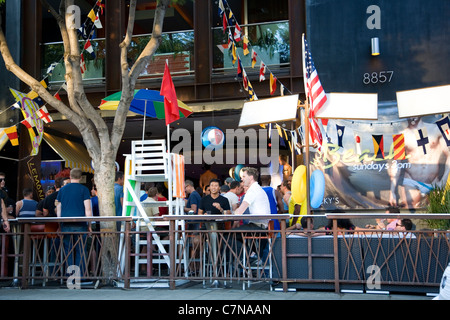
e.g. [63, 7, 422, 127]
[217, 0, 288, 100]
[0, 1, 106, 149]
[326, 117, 450, 159]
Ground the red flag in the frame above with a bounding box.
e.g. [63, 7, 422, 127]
[160, 62, 180, 126]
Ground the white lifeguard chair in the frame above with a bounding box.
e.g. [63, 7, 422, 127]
[118, 139, 187, 286]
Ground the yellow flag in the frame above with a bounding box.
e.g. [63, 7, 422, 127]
[243, 37, 249, 56]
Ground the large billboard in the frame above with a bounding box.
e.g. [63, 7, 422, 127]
[311, 104, 450, 210]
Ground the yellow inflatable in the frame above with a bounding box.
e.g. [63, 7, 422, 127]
[291, 165, 307, 204]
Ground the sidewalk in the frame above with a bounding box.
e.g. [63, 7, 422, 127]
[0, 281, 433, 300]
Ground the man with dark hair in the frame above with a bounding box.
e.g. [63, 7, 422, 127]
[198, 178, 230, 288]
[56, 168, 92, 280]
[185, 180, 201, 215]
[198, 179, 231, 228]
[16, 188, 38, 217]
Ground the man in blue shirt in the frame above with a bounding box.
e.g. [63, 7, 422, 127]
[56, 168, 92, 281]
[114, 171, 124, 231]
[184, 180, 202, 231]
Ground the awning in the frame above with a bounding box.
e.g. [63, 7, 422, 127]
[43, 132, 93, 173]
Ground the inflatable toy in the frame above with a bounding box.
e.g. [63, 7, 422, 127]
[310, 169, 325, 209]
[201, 126, 225, 149]
[234, 164, 244, 181]
[291, 165, 307, 204]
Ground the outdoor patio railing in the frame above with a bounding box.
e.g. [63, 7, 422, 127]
[0, 214, 448, 294]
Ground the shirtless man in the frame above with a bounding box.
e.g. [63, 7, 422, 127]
[388, 117, 450, 208]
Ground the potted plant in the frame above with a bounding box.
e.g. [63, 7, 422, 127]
[426, 185, 450, 230]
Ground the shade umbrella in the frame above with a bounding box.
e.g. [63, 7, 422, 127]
[99, 89, 193, 119]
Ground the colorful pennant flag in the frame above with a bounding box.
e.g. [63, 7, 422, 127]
[237, 58, 243, 78]
[415, 128, 430, 155]
[37, 106, 53, 124]
[234, 23, 242, 42]
[78, 0, 103, 40]
[354, 133, 362, 155]
[243, 37, 249, 56]
[242, 69, 249, 91]
[270, 73, 277, 95]
[372, 135, 385, 159]
[251, 50, 258, 68]
[435, 116, 450, 146]
[46, 62, 59, 76]
[218, 0, 227, 33]
[259, 61, 266, 82]
[84, 40, 96, 59]
[217, 43, 228, 53]
[4, 126, 18, 146]
[336, 124, 345, 148]
[247, 80, 257, 101]
[94, 12, 103, 29]
[231, 42, 237, 65]
[21, 117, 34, 129]
[393, 133, 406, 160]
[80, 53, 87, 74]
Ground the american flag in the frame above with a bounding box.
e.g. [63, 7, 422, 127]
[304, 37, 327, 148]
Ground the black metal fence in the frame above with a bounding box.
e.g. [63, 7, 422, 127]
[0, 214, 448, 294]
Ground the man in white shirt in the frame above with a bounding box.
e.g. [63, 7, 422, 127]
[231, 167, 272, 263]
[234, 167, 271, 229]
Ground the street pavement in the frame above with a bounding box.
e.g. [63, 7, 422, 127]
[0, 280, 434, 301]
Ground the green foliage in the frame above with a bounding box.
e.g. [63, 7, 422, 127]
[426, 185, 450, 230]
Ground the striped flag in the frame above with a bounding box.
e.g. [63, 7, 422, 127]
[303, 38, 327, 118]
[393, 134, 406, 160]
[4, 126, 19, 146]
[303, 37, 327, 148]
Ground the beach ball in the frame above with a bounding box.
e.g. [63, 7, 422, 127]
[234, 164, 245, 181]
[201, 126, 225, 149]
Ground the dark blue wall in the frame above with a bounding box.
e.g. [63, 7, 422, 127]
[306, 0, 450, 101]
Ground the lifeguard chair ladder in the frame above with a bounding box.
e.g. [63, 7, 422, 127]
[119, 139, 187, 281]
